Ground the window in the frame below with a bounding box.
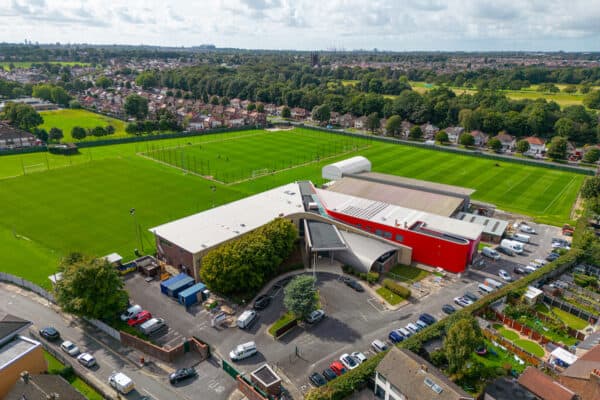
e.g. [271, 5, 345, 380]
[356, 224, 362, 228]
[384, 232, 392, 239]
[375, 229, 383, 237]
[395, 234, 404, 242]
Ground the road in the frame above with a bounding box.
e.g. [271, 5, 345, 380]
[0, 283, 235, 400]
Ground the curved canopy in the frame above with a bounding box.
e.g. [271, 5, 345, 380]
[335, 230, 399, 273]
[322, 156, 371, 180]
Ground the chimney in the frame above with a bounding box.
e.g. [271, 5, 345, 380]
[20, 371, 30, 384]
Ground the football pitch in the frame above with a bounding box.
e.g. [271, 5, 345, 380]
[40, 109, 128, 142]
[0, 127, 586, 286]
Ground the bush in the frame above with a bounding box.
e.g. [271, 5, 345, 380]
[366, 272, 379, 284]
[382, 278, 411, 298]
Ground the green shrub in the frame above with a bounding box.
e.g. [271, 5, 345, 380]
[382, 278, 411, 298]
[366, 272, 379, 284]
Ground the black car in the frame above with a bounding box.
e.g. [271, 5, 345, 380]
[442, 304, 456, 315]
[464, 291, 479, 302]
[322, 368, 338, 381]
[39, 327, 60, 341]
[169, 367, 197, 384]
[514, 266, 526, 275]
[309, 372, 327, 387]
[346, 279, 365, 292]
[495, 246, 514, 256]
[418, 313, 436, 325]
[253, 295, 271, 310]
[546, 252, 560, 261]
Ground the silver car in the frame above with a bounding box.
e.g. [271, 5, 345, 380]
[77, 352, 96, 368]
[60, 340, 80, 357]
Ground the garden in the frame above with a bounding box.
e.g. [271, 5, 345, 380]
[44, 350, 103, 400]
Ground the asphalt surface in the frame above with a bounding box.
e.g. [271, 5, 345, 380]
[0, 283, 236, 400]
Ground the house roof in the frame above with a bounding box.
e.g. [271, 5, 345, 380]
[0, 312, 31, 343]
[518, 367, 577, 400]
[6, 374, 87, 400]
[484, 377, 537, 400]
[377, 347, 473, 400]
[494, 132, 515, 143]
[525, 136, 546, 146]
[0, 122, 36, 140]
[561, 344, 600, 379]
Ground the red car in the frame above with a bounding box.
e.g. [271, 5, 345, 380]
[329, 361, 347, 376]
[127, 310, 152, 326]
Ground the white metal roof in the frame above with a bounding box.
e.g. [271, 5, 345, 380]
[322, 156, 371, 180]
[551, 347, 578, 365]
[103, 253, 123, 264]
[149, 183, 304, 254]
[316, 188, 482, 241]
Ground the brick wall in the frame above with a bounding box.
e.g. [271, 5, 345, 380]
[120, 331, 184, 363]
[237, 376, 267, 400]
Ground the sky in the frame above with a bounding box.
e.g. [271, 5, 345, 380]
[1, 0, 600, 51]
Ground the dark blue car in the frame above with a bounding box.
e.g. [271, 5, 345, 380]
[388, 330, 404, 343]
[418, 313, 436, 325]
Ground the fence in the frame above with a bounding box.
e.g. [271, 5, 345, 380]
[483, 328, 546, 368]
[0, 272, 55, 302]
[542, 294, 597, 326]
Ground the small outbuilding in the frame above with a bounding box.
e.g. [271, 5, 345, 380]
[160, 273, 194, 298]
[178, 282, 207, 307]
[322, 156, 371, 180]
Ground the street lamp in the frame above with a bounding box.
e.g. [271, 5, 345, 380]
[130, 208, 143, 253]
[210, 185, 216, 208]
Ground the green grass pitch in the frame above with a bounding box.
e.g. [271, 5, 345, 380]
[0, 127, 585, 286]
[40, 109, 128, 142]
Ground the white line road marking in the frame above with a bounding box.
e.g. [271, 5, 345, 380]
[143, 388, 159, 399]
[359, 312, 368, 321]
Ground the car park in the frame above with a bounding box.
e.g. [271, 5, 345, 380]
[309, 372, 327, 387]
[329, 361, 347, 376]
[442, 304, 456, 314]
[253, 295, 271, 310]
[60, 340, 80, 356]
[39, 327, 60, 341]
[340, 353, 359, 370]
[464, 291, 479, 302]
[498, 269, 512, 282]
[77, 353, 96, 368]
[388, 330, 404, 343]
[419, 313, 436, 325]
[371, 339, 388, 353]
[127, 310, 152, 326]
[351, 351, 367, 364]
[120, 304, 142, 321]
[169, 367, 197, 384]
[322, 368, 337, 381]
[306, 309, 325, 324]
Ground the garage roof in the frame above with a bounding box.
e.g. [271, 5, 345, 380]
[358, 172, 475, 196]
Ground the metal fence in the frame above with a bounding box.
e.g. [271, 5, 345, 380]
[543, 294, 597, 323]
[0, 272, 55, 302]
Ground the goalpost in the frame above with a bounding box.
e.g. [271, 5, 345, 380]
[251, 168, 270, 178]
[22, 163, 47, 174]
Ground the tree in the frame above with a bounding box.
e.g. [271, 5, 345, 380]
[124, 94, 149, 120]
[488, 138, 502, 152]
[69, 100, 81, 109]
[71, 126, 86, 140]
[443, 316, 483, 374]
[583, 90, 600, 109]
[55, 254, 129, 321]
[256, 103, 265, 113]
[247, 103, 256, 112]
[516, 139, 530, 154]
[0, 102, 43, 131]
[210, 95, 219, 105]
[385, 115, 402, 136]
[459, 132, 475, 147]
[90, 126, 106, 137]
[312, 104, 331, 125]
[554, 118, 576, 139]
[366, 112, 380, 133]
[408, 125, 422, 140]
[134, 71, 158, 89]
[95, 76, 112, 89]
[547, 136, 568, 160]
[583, 148, 600, 164]
[283, 276, 318, 319]
[580, 176, 600, 199]
[48, 127, 63, 142]
[105, 125, 116, 135]
[281, 106, 291, 119]
[435, 130, 449, 143]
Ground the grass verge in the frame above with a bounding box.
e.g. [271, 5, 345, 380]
[43, 350, 103, 400]
[268, 312, 296, 336]
[388, 265, 430, 283]
[376, 287, 404, 305]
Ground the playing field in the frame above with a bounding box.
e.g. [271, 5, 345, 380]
[0, 127, 586, 286]
[40, 109, 128, 142]
[0, 61, 90, 71]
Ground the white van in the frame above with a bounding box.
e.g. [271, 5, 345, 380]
[482, 247, 501, 260]
[139, 317, 166, 335]
[120, 304, 142, 321]
[500, 239, 524, 254]
[484, 278, 504, 289]
[237, 310, 257, 329]
[478, 283, 495, 294]
[108, 372, 135, 394]
[513, 233, 530, 243]
[229, 341, 257, 361]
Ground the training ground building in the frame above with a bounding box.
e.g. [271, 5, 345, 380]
[150, 157, 485, 278]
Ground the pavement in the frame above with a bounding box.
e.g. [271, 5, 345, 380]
[0, 283, 236, 400]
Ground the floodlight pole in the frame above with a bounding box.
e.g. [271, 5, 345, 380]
[130, 208, 143, 253]
[210, 185, 216, 208]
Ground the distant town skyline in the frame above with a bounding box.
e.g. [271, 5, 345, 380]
[1, 0, 600, 52]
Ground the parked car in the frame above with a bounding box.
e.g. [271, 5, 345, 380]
[418, 313, 436, 325]
[39, 327, 60, 341]
[253, 295, 271, 310]
[388, 330, 404, 343]
[546, 252, 560, 261]
[340, 353, 359, 370]
[514, 266, 526, 274]
[495, 246, 514, 256]
[371, 339, 388, 353]
[351, 351, 367, 364]
[169, 367, 197, 384]
[415, 320, 428, 330]
[406, 323, 420, 334]
[329, 361, 347, 376]
[498, 269, 512, 282]
[306, 309, 325, 324]
[60, 340, 80, 356]
[309, 372, 327, 387]
[442, 304, 456, 314]
[345, 279, 365, 292]
[519, 225, 536, 234]
[120, 304, 142, 321]
[322, 368, 338, 381]
[464, 291, 479, 302]
[139, 318, 167, 335]
[127, 310, 152, 326]
[77, 353, 96, 368]
[482, 247, 500, 260]
[453, 297, 469, 307]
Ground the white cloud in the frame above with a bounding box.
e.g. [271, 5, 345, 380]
[0, 0, 597, 50]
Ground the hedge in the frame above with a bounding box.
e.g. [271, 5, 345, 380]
[382, 278, 411, 298]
